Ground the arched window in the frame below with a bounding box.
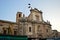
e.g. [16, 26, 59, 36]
[29, 27, 31, 32]
[19, 14, 21, 17]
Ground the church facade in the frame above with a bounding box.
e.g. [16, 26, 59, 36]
[16, 8, 52, 38]
[0, 8, 59, 39]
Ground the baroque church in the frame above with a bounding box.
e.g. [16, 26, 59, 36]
[0, 8, 60, 40]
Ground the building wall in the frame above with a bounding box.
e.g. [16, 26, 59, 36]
[58, 32, 60, 37]
[0, 21, 18, 35]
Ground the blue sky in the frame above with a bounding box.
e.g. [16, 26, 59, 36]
[0, 0, 60, 32]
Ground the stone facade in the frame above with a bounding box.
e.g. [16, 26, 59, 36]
[0, 20, 18, 35]
[16, 8, 53, 38]
[0, 8, 60, 39]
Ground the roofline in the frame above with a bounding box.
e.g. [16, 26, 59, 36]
[0, 20, 16, 24]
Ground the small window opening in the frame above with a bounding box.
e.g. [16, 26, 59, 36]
[29, 27, 31, 32]
[14, 31, 17, 35]
[46, 29, 48, 32]
[19, 14, 21, 17]
[3, 30, 6, 35]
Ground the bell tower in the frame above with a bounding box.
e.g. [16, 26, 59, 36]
[16, 12, 22, 23]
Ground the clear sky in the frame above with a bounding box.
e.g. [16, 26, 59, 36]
[0, 0, 60, 32]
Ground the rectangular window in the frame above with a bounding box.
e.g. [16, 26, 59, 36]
[29, 27, 31, 32]
[46, 29, 48, 32]
[14, 31, 17, 35]
[38, 25, 40, 29]
[3, 30, 6, 35]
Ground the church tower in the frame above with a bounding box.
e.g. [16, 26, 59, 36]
[16, 12, 22, 23]
[16, 12, 26, 35]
